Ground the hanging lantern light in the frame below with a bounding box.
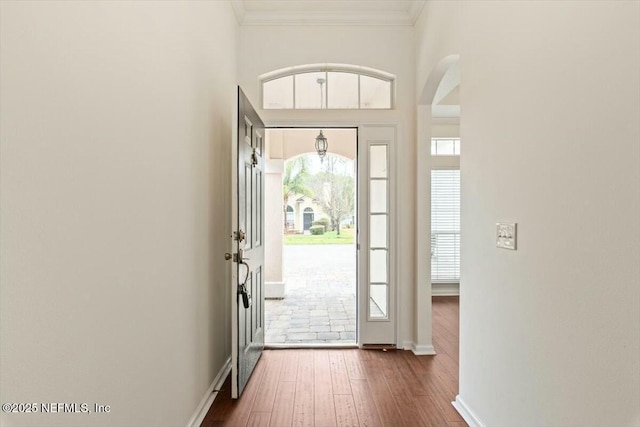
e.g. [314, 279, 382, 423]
[315, 130, 328, 163]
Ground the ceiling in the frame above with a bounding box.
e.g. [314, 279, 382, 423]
[232, 0, 426, 26]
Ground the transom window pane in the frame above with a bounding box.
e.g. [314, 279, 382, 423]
[360, 75, 391, 109]
[431, 138, 461, 156]
[263, 75, 293, 109]
[295, 72, 326, 109]
[261, 66, 393, 110]
[327, 72, 358, 109]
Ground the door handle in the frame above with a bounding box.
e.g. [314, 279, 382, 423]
[226, 249, 249, 263]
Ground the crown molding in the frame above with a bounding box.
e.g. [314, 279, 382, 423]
[234, 1, 427, 27]
[240, 11, 414, 26]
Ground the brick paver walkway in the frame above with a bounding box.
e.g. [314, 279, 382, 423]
[265, 244, 357, 344]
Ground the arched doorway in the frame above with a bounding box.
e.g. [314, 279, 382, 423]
[303, 207, 314, 231]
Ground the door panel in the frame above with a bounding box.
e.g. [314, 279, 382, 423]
[232, 87, 265, 398]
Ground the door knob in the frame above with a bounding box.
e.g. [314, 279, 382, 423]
[224, 253, 232, 261]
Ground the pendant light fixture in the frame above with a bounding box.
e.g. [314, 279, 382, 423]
[315, 130, 328, 163]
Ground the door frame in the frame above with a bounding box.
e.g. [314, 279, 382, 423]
[262, 121, 401, 349]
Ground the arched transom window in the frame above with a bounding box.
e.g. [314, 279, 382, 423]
[261, 64, 394, 110]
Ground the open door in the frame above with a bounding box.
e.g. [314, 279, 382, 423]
[231, 87, 265, 399]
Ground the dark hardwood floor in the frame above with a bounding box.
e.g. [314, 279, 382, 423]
[201, 296, 464, 427]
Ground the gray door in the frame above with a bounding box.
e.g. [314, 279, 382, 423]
[232, 87, 265, 398]
[303, 209, 314, 231]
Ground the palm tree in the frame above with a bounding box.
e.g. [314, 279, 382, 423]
[283, 156, 313, 229]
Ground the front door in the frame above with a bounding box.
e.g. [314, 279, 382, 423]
[303, 210, 314, 231]
[232, 87, 265, 398]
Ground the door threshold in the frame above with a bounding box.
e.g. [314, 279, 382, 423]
[265, 343, 358, 350]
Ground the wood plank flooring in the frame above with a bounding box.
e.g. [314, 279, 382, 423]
[201, 296, 464, 427]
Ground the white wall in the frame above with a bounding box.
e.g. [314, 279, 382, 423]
[419, 1, 640, 425]
[238, 25, 417, 346]
[415, 1, 462, 100]
[0, 2, 237, 426]
[432, 123, 460, 139]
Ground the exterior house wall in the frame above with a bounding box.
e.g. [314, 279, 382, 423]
[286, 195, 326, 232]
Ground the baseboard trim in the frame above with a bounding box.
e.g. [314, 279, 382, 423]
[402, 341, 436, 355]
[452, 395, 486, 427]
[186, 357, 231, 427]
[432, 283, 460, 296]
[412, 343, 436, 355]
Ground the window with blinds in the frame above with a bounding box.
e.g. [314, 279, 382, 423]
[431, 169, 460, 283]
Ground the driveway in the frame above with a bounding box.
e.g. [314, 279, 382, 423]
[264, 244, 357, 344]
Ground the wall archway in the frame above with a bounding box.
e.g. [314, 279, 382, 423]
[419, 54, 460, 106]
[414, 54, 461, 355]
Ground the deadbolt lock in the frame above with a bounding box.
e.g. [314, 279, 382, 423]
[233, 230, 246, 242]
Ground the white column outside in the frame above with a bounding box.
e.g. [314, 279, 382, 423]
[265, 159, 285, 298]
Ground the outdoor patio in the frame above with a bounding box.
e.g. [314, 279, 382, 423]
[265, 244, 357, 344]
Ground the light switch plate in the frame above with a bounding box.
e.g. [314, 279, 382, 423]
[496, 223, 517, 250]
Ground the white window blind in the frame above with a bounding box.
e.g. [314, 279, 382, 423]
[431, 169, 460, 283]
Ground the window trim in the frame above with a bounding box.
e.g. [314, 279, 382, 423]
[260, 63, 395, 110]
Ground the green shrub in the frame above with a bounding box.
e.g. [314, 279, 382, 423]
[313, 218, 330, 229]
[309, 225, 325, 235]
